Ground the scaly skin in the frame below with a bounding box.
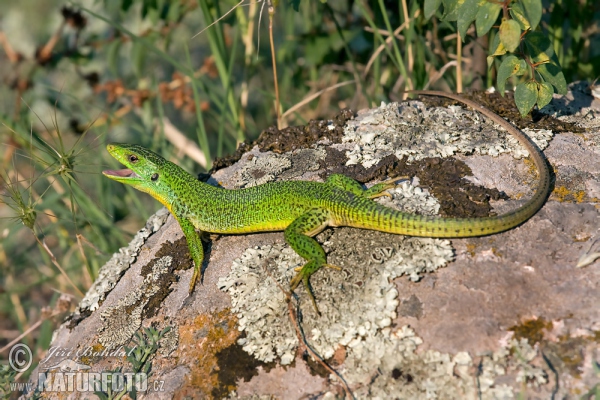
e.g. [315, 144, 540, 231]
[103, 91, 551, 313]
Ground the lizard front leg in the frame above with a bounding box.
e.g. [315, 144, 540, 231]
[176, 216, 205, 294]
[285, 209, 339, 314]
[326, 173, 408, 199]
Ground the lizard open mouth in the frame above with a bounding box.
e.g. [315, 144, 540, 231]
[102, 169, 140, 179]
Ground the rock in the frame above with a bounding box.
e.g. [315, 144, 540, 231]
[25, 85, 600, 399]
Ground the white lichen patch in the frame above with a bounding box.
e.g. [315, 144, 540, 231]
[346, 326, 548, 399]
[218, 245, 298, 364]
[510, 338, 548, 387]
[97, 256, 173, 348]
[158, 325, 180, 357]
[79, 208, 170, 312]
[374, 180, 441, 216]
[343, 101, 554, 167]
[218, 235, 453, 365]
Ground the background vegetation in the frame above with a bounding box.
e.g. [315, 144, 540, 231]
[0, 0, 598, 390]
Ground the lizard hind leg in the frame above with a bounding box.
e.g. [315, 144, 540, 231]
[285, 208, 335, 314]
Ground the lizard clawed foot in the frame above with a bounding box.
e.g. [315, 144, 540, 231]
[289, 260, 341, 315]
[188, 264, 204, 295]
[364, 175, 410, 199]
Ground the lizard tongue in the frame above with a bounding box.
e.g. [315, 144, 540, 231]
[102, 168, 138, 178]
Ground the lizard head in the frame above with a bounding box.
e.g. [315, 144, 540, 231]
[103, 143, 175, 206]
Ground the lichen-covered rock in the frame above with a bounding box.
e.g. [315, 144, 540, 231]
[24, 85, 600, 399]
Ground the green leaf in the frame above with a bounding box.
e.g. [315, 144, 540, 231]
[441, 0, 459, 21]
[537, 82, 554, 109]
[489, 33, 507, 56]
[121, 0, 134, 12]
[524, 32, 567, 94]
[476, 1, 502, 37]
[515, 81, 538, 116]
[424, 0, 443, 18]
[497, 55, 528, 95]
[537, 63, 567, 94]
[290, 0, 302, 11]
[510, 3, 530, 31]
[131, 41, 147, 78]
[457, 0, 480, 40]
[499, 19, 521, 52]
[521, 0, 542, 30]
[106, 39, 122, 77]
[524, 31, 553, 62]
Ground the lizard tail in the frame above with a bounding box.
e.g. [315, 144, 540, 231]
[345, 90, 551, 238]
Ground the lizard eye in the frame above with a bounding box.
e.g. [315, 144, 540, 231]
[128, 154, 138, 163]
[151, 173, 159, 181]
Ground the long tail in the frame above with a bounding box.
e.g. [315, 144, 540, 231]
[348, 91, 551, 238]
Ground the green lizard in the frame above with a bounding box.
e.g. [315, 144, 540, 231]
[103, 91, 551, 312]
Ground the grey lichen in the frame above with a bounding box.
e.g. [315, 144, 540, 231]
[97, 255, 173, 348]
[346, 326, 547, 399]
[218, 235, 453, 365]
[78, 208, 170, 313]
[230, 148, 326, 188]
[375, 179, 441, 217]
[158, 324, 180, 357]
[232, 153, 292, 187]
[343, 101, 554, 167]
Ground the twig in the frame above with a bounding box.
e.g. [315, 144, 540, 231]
[160, 117, 208, 168]
[191, 0, 246, 39]
[0, 31, 20, 63]
[36, 236, 84, 297]
[0, 299, 68, 355]
[267, 2, 281, 128]
[423, 60, 457, 90]
[400, 0, 413, 78]
[262, 260, 354, 399]
[282, 80, 356, 120]
[36, 20, 66, 63]
[362, 22, 409, 78]
[456, 32, 463, 93]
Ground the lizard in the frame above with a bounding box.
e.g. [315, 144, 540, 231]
[103, 90, 551, 313]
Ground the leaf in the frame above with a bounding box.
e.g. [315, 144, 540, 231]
[537, 63, 567, 94]
[476, 1, 502, 37]
[131, 41, 147, 78]
[441, 0, 459, 22]
[524, 31, 553, 62]
[489, 33, 507, 56]
[521, 0, 542, 30]
[424, 0, 443, 18]
[497, 55, 528, 95]
[510, 3, 530, 31]
[537, 81, 554, 109]
[499, 19, 521, 52]
[106, 39, 122, 77]
[524, 32, 567, 94]
[457, 0, 480, 40]
[515, 81, 538, 116]
[290, 0, 302, 12]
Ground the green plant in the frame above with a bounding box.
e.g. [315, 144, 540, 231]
[94, 326, 171, 400]
[427, 0, 567, 116]
[0, 364, 17, 398]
